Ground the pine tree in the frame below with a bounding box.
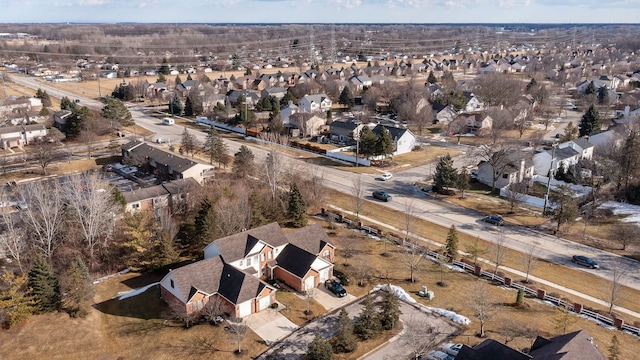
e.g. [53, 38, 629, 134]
[233, 145, 256, 179]
[579, 104, 602, 137]
[379, 288, 400, 331]
[169, 95, 183, 116]
[153, 231, 180, 269]
[249, 190, 269, 228]
[608, 334, 620, 360]
[445, 225, 459, 258]
[186, 73, 193, 81]
[584, 81, 596, 95]
[375, 127, 394, 158]
[180, 128, 198, 158]
[175, 75, 182, 85]
[62, 259, 94, 318]
[515, 288, 525, 307]
[358, 126, 377, 158]
[157, 73, 167, 83]
[456, 169, 470, 198]
[354, 295, 381, 340]
[339, 86, 355, 109]
[0, 270, 35, 328]
[194, 198, 218, 246]
[60, 96, 76, 111]
[101, 97, 134, 127]
[203, 127, 227, 166]
[184, 96, 194, 116]
[597, 86, 609, 105]
[287, 183, 307, 228]
[158, 58, 170, 75]
[333, 308, 358, 353]
[308, 333, 333, 360]
[427, 70, 437, 84]
[28, 254, 60, 313]
[434, 153, 457, 192]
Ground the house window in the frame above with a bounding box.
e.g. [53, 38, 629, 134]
[323, 250, 330, 259]
[261, 253, 265, 262]
[239, 260, 243, 266]
[503, 174, 509, 179]
[132, 203, 140, 209]
[193, 299, 204, 311]
[268, 251, 272, 260]
[274, 248, 279, 255]
[246, 257, 252, 266]
[262, 266, 266, 276]
[170, 279, 174, 288]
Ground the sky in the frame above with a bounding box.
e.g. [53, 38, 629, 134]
[1, 0, 640, 24]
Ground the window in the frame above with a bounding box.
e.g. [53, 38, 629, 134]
[132, 203, 140, 209]
[268, 251, 272, 260]
[274, 248, 279, 255]
[193, 299, 203, 311]
[170, 279, 174, 288]
[502, 174, 509, 179]
[323, 250, 330, 259]
[262, 266, 266, 276]
[239, 260, 243, 266]
[261, 253, 265, 262]
[246, 257, 252, 266]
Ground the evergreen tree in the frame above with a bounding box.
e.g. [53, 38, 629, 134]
[354, 295, 381, 340]
[339, 86, 355, 109]
[608, 334, 620, 360]
[180, 128, 198, 158]
[584, 81, 596, 95]
[153, 231, 179, 269]
[525, 78, 537, 92]
[194, 198, 217, 246]
[157, 73, 167, 83]
[60, 96, 76, 111]
[434, 153, 457, 191]
[515, 288, 525, 307]
[28, 254, 60, 313]
[287, 183, 307, 228]
[169, 95, 183, 116]
[579, 104, 602, 137]
[202, 126, 220, 165]
[158, 58, 170, 75]
[65, 106, 94, 139]
[249, 190, 269, 228]
[358, 126, 377, 158]
[175, 75, 182, 85]
[0, 270, 35, 328]
[333, 308, 358, 353]
[379, 288, 400, 331]
[280, 91, 296, 107]
[101, 97, 133, 127]
[35, 88, 52, 107]
[375, 127, 394, 158]
[597, 86, 609, 105]
[427, 70, 437, 84]
[233, 145, 255, 179]
[456, 169, 470, 198]
[62, 259, 94, 318]
[308, 333, 333, 360]
[445, 225, 459, 258]
[186, 73, 193, 81]
[184, 96, 194, 116]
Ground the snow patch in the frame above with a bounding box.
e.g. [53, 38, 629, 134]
[114, 282, 159, 300]
[427, 307, 471, 325]
[598, 201, 640, 226]
[444, 263, 467, 273]
[373, 284, 416, 303]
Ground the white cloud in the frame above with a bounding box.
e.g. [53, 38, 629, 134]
[76, 0, 111, 5]
[329, 0, 363, 8]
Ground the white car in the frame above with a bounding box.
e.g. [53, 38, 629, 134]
[442, 343, 463, 356]
[380, 172, 393, 181]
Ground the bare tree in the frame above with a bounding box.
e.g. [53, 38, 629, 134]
[355, 258, 370, 287]
[475, 144, 515, 194]
[169, 306, 198, 329]
[227, 317, 248, 354]
[403, 201, 415, 246]
[521, 243, 538, 283]
[0, 204, 27, 273]
[468, 281, 497, 338]
[352, 174, 365, 221]
[214, 187, 252, 237]
[499, 315, 535, 345]
[30, 139, 61, 175]
[201, 296, 226, 324]
[473, 72, 523, 108]
[303, 288, 316, 316]
[465, 236, 486, 265]
[78, 130, 98, 158]
[64, 173, 119, 261]
[607, 260, 627, 315]
[403, 238, 426, 283]
[402, 320, 442, 360]
[19, 180, 65, 258]
[491, 232, 508, 274]
[609, 223, 638, 251]
[506, 181, 528, 214]
[263, 148, 285, 202]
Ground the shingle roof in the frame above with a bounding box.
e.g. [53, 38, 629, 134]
[372, 124, 410, 140]
[217, 261, 267, 304]
[554, 147, 580, 161]
[162, 177, 200, 195]
[330, 120, 360, 131]
[285, 223, 333, 255]
[456, 339, 532, 360]
[571, 138, 594, 150]
[529, 330, 606, 360]
[275, 244, 317, 278]
[123, 184, 170, 204]
[122, 141, 202, 174]
[210, 222, 289, 262]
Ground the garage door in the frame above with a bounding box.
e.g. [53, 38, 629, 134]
[238, 300, 252, 318]
[259, 295, 271, 311]
[320, 270, 329, 283]
[304, 276, 316, 291]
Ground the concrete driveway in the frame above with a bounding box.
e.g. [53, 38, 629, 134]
[245, 307, 299, 344]
[313, 285, 357, 311]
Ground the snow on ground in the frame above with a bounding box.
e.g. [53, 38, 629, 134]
[578, 314, 618, 331]
[598, 201, 640, 226]
[114, 282, 159, 300]
[373, 284, 416, 303]
[427, 307, 471, 325]
[444, 263, 468, 273]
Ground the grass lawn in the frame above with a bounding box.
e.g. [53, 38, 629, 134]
[276, 291, 326, 326]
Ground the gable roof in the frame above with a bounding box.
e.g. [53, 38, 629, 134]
[217, 261, 268, 304]
[456, 339, 532, 360]
[285, 223, 333, 255]
[330, 120, 360, 131]
[529, 330, 606, 360]
[570, 138, 594, 150]
[122, 141, 204, 174]
[206, 222, 290, 262]
[275, 243, 318, 278]
[301, 94, 330, 104]
[554, 146, 580, 161]
[372, 124, 412, 140]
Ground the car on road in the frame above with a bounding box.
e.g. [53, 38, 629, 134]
[441, 343, 463, 356]
[482, 215, 504, 226]
[380, 172, 393, 181]
[324, 279, 347, 298]
[372, 190, 392, 202]
[572, 255, 599, 269]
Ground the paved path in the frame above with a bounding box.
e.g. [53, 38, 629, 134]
[329, 205, 640, 320]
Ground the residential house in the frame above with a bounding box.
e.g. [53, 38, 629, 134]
[477, 150, 534, 189]
[575, 75, 621, 92]
[121, 141, 215, 184]
[462, 92, 484, 113]
[288, 113, 326, 137]
[329, 120, 366, 143]
[614, 104, 640, 121]
[123, 177, 199, 215]
[348, 75, 372, 91]
[280, 101, 298, 125]
[371, 124, 416, 155]
[588, 128, 627, 154]
[175, 80, 204, 98]
[456, 338, 532, 360]
[299, 94, 332, 114]
[226, 90, 259, 107]
[53, 110, 72, 132]
[261, 87, 287, 100]
[431, 103, 457, 125]
[0, 124, 48, 149]
[453, 113, 493, 134]
[533, 139, 594, 175]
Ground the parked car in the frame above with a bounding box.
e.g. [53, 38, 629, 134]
[380, 172, 393, 181]
[373, 190, 392, 202]
[442, 343, 463, 356]
[572, 255, 599, 269]
[482, 215, 504, 226]
[325, 279, 347, 298]
[425, 350, 454, 360]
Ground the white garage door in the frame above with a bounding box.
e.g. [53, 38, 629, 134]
[320, 270, 329, 283]
[259, 295, 271, 311]
[304, 276, 316, 291]
[238, 300, 252, 318]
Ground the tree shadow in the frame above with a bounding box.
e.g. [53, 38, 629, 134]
[93, 284, 166, 320]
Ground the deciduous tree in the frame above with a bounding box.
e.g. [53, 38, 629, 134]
[19, 181, 65, 258]
[468, 281, 496, 338]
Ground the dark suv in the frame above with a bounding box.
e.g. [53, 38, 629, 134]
[572, 255, 599, 269]
[482, 215, 504, 226]
[373, 190, 392, 202]
[325, 279, 347, 297]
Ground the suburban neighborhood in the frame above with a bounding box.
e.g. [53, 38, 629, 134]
[0, 21, 640, 360]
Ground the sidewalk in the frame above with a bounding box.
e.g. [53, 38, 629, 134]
[328, 205, 640, 321]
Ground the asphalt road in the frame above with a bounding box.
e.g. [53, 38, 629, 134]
[8, 72, 640, 292]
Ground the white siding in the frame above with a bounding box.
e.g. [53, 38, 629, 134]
[160, 273, 184, 302]
[259, 295, 271, 311]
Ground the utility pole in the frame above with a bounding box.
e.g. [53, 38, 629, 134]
[542, 145, 557, 215]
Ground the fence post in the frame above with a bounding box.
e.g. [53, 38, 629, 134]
[357, 221, 362, 229]
[504, 277, 512, 286]
[321, 208, 326, 216]
[474, 265, 482, 276]
[614, 318, 624, 329]
[573, 303, 582, 314]
[537, 289, 546, 300]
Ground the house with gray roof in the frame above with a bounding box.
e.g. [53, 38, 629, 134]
[123, 177, 199, 215]
[533, 138, 594, 176]
[371, 124, 416, 155]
